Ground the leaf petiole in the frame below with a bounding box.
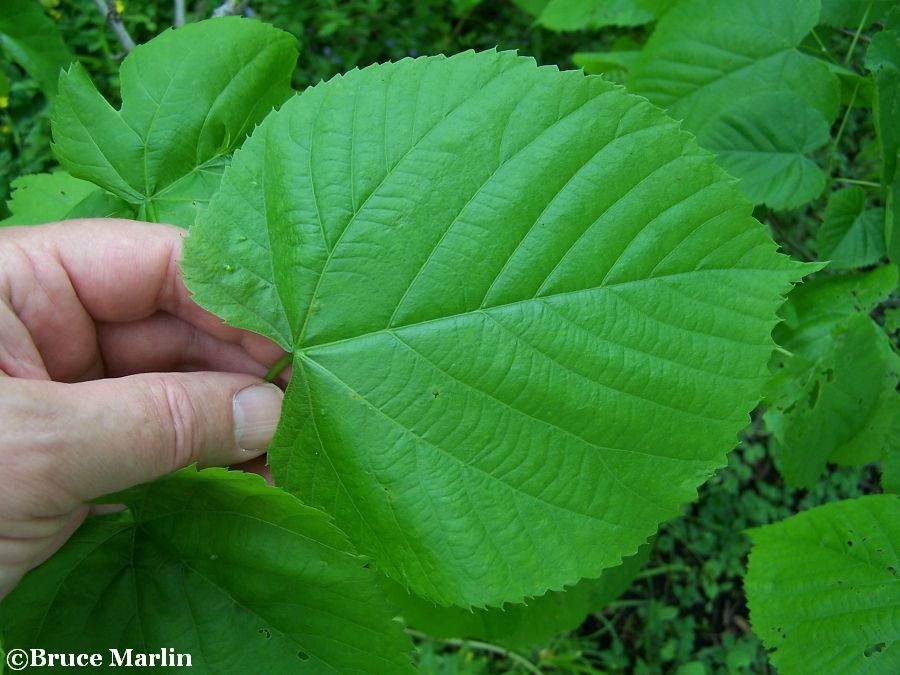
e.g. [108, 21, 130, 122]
[264, 354, 293, 383]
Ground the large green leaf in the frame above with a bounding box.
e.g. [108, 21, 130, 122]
[0, 0, 71, 98]
[183, 49, 803, 608]
[386, 541, 652, 650]
[628, 0, 840, 209]
[1, 171, 133, 226]
[0, 468, 413, 674]
[51, 17, 296, 228]
[746, 495, 900, 674]
[818, 187, 887, 269]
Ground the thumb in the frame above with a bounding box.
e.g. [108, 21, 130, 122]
[15, 373, 284, 504]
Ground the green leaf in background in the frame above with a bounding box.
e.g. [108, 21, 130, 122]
[574, 36, 642, 82]
[386, 542, 652, 651]
[1, 171, 133, 226]
[512, 0, 675, 31]
[819, 0, 895, 29]
[773, 264, 897, 359]
[696, 93, 831, 210]
[765, 265, 899, 486]
[628, 0, 840, 209]
[866, 13, 900, 263]
[765, 313, 899, 487]
[0, 468, 414, 675]
[817, 187, 887, 269]
[530, 0, 655, 31]
[0, 0, 71, 98]
[745, 494, 900, 674]
[51, 17, 296, 228]
[184, 49, 803, 607]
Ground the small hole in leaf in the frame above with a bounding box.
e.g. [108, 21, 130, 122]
[847, 540, 853, 547]
[258, 628, 271, 639]
[432, 388, 440, 399]
[864, 643, 886, 657]
[887, 566, 897, 576]
[297, 651, 310, 661]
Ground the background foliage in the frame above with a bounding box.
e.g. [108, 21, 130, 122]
[0, 1, 897, 673]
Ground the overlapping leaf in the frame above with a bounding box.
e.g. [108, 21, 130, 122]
[184, 49, 803, 607]
[0, 468, 413, 675]
[765, 266, 899, 486]
[628, 0, 840, 209]
[51, 17, 296, 228]
[746, 495, 900, 674]
[817, 187, 887, 269]
[1, 172, 132, 226]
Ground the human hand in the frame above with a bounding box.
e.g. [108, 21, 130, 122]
[0, 219, 286, 600]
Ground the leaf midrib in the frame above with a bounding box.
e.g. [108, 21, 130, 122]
[294, 266, 775, 355]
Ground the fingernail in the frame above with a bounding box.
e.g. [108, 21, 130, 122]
[233, 383, 284, 452]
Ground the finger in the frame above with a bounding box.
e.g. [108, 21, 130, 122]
[1, 220, 286, 379]
[96, 313, 271, 378]
[3, 373, 284, 511]
[0, 297, 49, 380]
[230, 454, 272, 484]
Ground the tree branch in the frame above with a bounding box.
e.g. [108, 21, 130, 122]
[174, 0, 186, 27]
[212, 0, 248, 17]
[92, 0, 136, 53]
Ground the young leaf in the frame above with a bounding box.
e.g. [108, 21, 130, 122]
[1, 172, 133, 226]
[183, 49, 804, 608]
[385, 541, 652, 650]
[51, 17, 297, 228]
[0, 468, 414, 675]
[0, 0, 71, 98]
[628, 0, 840, 209]
[746, 495, 900, 674]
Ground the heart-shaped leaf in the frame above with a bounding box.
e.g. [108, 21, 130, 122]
[183, 50, 804, 607]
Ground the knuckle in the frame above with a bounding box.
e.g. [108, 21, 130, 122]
[142, 376, 202, 471]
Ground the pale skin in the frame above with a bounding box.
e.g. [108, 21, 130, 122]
[0, 219, 287, 600]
